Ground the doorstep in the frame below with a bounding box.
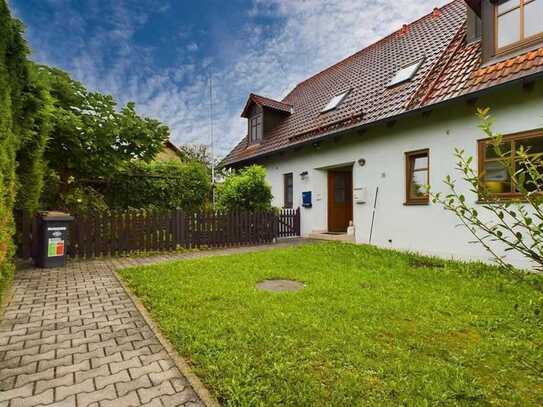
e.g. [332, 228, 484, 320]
[307, 231, 355, 242]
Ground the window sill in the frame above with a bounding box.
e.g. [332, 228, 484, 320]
[476, 193, 543, 204]
[403, 201, 429, 206]
[476, 199, 529, 204]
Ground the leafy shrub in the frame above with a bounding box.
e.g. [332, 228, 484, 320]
[432, 109, 543, 271]
[106, 160, 211, 211]
[216, 165, 273, 212]
[61, 184, 109, 213]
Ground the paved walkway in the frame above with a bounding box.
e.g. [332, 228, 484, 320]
[0, 240, 309, 407]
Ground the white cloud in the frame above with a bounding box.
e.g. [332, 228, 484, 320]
[187, 42, 199, 52]
[206, 0, 452, 156]
[19, 0, 453, 158]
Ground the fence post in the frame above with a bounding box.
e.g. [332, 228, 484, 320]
[174, 209, 180, 249]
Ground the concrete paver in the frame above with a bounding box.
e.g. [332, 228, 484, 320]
[1, 239, 309, 406]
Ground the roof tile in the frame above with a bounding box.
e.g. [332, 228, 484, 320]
[223, 0, 543, 166]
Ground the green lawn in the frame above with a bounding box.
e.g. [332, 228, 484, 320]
[119, 242, 543, 406]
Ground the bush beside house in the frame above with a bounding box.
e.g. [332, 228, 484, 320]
[217, 165, 273, 212]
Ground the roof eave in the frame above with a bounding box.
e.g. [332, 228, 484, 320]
[240, 93, 293, 118]
[240, 94, 257, 118]
[222, 71, 543, 168]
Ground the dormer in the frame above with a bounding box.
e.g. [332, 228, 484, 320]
[466, 0, 543, 62]
[241, 94, 293, 145]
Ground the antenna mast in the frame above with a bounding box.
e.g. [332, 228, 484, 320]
[209, 74, 216, 206]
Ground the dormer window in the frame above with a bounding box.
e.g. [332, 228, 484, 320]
[473, 0, 543, 62]
[494, 0, 543, 55]
[241, 94, 293, 147]
[249, 113, 263, 144]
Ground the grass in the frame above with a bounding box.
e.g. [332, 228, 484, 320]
[119, 242, 543, 406]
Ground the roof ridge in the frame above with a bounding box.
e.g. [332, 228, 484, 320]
[282, 0, 464, 102]
[241, 93, 294, 118]
[251, 93, 293, 107]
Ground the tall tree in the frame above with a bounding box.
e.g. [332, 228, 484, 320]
[42, 67, 170, 183]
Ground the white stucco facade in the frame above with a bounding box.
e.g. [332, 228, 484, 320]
[261, 81, 543, 269]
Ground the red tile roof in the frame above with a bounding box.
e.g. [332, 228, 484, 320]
[222, 0, 543, 167]
[241, 94, 293, 118]
[422, 44, 543, 105]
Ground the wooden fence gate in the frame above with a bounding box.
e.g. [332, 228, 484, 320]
[15, 208, 301, 259]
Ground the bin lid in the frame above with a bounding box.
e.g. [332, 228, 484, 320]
[39, 211, 75, 221]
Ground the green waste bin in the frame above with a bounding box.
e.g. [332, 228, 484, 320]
[35, 211, 74, 268]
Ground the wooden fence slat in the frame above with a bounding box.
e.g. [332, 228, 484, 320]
[172, 210, 177, 251]
[157, 210, 161, 252]
[80, 214, 86, 258]
[109, 211, 115, 257]
[162, 211, 167, 251]
[146, 208, 151, 252]
[16, 207, 301, 260]
[126, 211, 132, 253]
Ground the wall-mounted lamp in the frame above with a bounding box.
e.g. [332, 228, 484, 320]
[300, 171, 309, 179]
[358, 158, 366, 167]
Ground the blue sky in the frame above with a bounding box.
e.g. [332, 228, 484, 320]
[10, 0, 449, 157]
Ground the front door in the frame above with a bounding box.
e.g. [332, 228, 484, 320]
[328, 169, 353, 232]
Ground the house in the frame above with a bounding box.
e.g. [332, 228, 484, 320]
[155, 141, 183, 162]
[222, 0, 543, 268]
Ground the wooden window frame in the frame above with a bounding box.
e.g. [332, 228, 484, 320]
[477, 128, 543, 201]
[405, 149, 430, 205]
[494, 0, 543, 56]
[248, 113, 263, 145]
[283, 173, 293, 209]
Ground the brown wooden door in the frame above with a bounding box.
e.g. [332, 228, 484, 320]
[328, 170, 353, 232]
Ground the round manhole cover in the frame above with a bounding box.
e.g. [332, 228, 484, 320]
[256, 279, 305, 292]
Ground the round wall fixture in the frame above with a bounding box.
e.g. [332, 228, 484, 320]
[358, 158, 366, 167]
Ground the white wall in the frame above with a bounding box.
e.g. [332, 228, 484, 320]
[262, 80, 543, 269]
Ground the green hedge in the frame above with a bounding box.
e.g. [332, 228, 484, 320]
[0, 0, 42, 303]
[106, 160, 212, 211]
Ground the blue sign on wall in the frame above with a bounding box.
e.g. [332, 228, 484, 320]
[302, 191, 312, 208]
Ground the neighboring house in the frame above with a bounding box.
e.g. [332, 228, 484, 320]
[222, 0, 543, 268]
[155, 141, 183, 162]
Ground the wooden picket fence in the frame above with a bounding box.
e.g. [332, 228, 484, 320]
[15, 208, 301, 259]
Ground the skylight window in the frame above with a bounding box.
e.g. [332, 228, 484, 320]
[388, 59, 424, 87]
[321, 90, 350, 113]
